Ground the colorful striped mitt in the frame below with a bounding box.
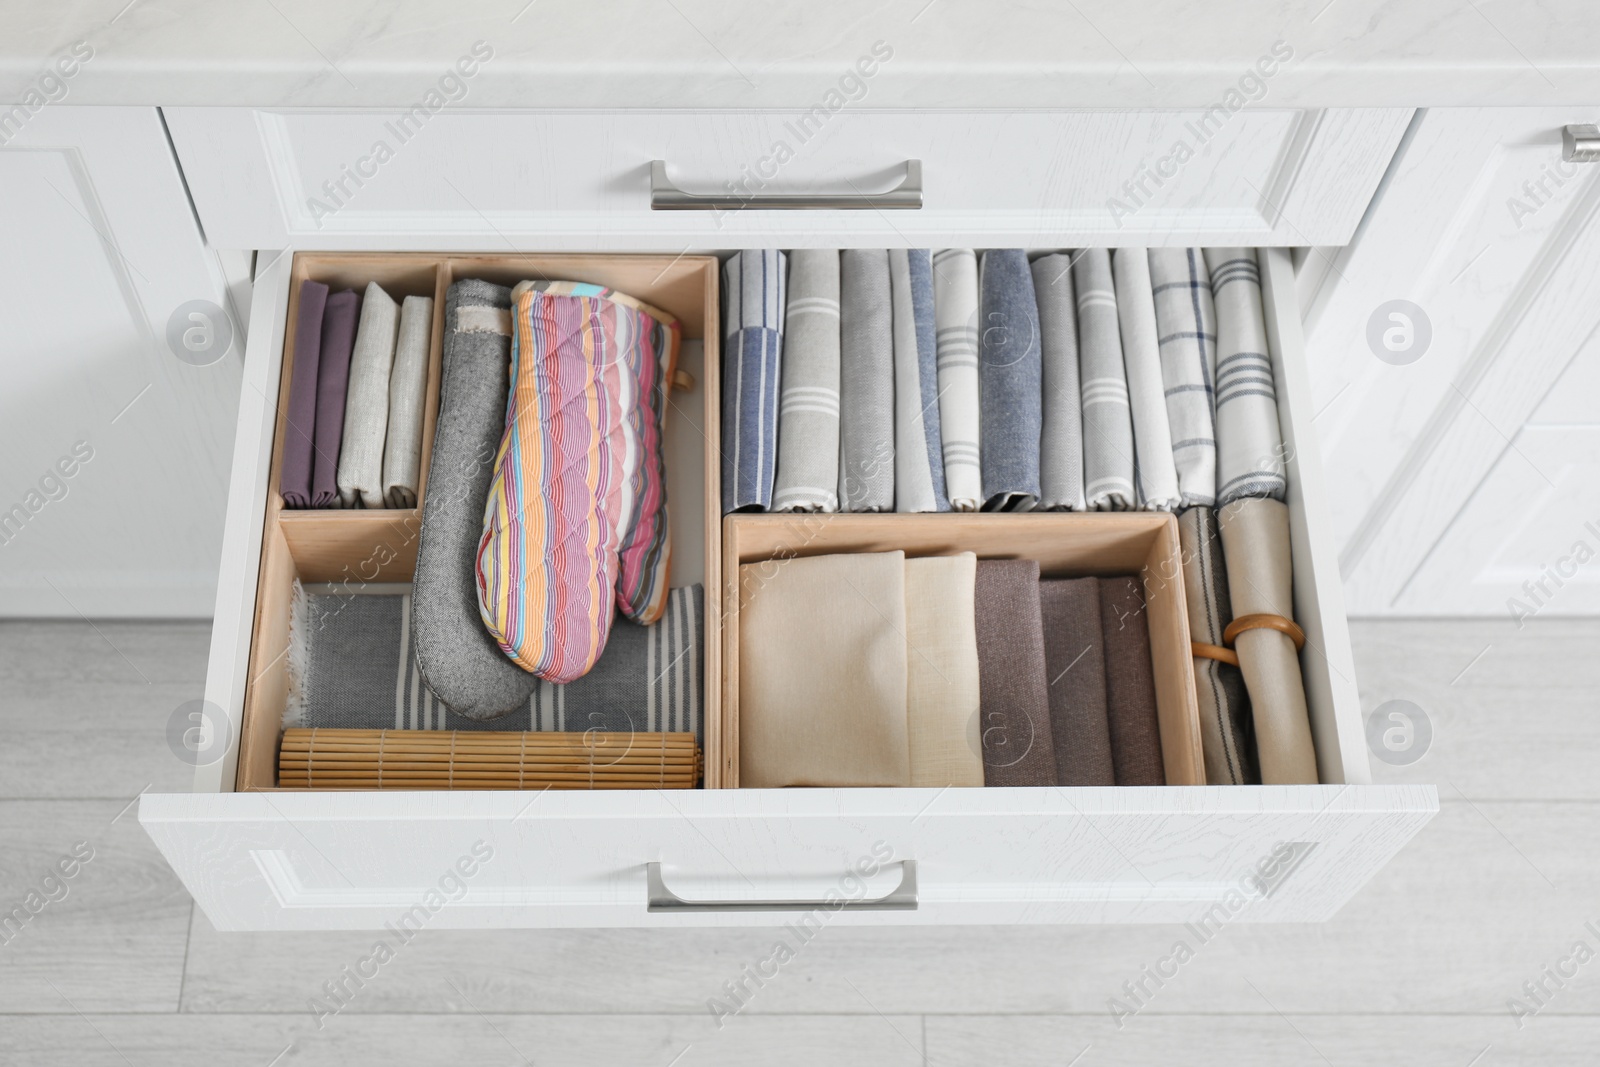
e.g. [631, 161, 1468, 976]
[476, 280, 680, 683]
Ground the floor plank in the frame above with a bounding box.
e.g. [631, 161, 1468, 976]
[0, 1012, 924, 1067]
[0, 621, 209, 798]
[0, 799, 191, 1013]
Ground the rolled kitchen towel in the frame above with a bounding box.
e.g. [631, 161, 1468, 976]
[337, 282, 401, 509]
[973, 559, 1057, 786]
[381, 295, 435, 509]
[932, 249, 982, 511]
[412, 279, 536, 721]
[739, 551, 910, 787]
[1100, 576, 1166, 786]
[771, 249, 841, 513]
[311, 288, 360, 508]
[1207, 249, 1287, 504]
[287, 583, 703, 742]
[978, 250, 1042, 511]
[1039, 577, 1116, 787]
[280, 279, 328, 509]
[839, 249, 896, 511]
[1178, 505, 1258, 786]
[1074, 250, 1137, 510]
[1149, 248, 1218, 508]
[1113, 249, 1181, 511]
[905, 553, 983, 788]
[891, 249, 949, 512]
[722, 249, 786, 513]
[1218, 497, 1318, 784]
[1031, 253, 1086, 511]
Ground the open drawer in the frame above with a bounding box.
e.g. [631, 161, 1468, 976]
[139, 246, 1436, 930]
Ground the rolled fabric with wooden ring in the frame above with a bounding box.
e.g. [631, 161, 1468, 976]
[1190, 641, 1240, 668]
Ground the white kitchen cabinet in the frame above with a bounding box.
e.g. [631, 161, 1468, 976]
[1301, 108, 1600, 616]
[138, 108, 1438, 931]
[0, 106, 241, 617]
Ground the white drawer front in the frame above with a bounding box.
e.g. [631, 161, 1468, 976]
[139, 244, 1436, 929]
[163, 108, 1410, 250]
[139, 786, 1433, 930]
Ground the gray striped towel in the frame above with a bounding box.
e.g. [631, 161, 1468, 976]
[288, 583, 704, 742]
[722, 250, 787, 513]
[1073, 250, 1136, 510]
[1207, 248, 1287, 504]
[1113, 250, 1181, 511]
[772, 249, 841, 513]
[839, 249, 896, 512]
[891, 249, 949, 512]
[1031, 252, 1087, 511]
[932, 249, 982, 511]
[978, 249, 1042, 512]
[1149, 248, 1218, 508]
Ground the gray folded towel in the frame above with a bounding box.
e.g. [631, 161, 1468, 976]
[288, 583, 703, 741]
[337, 282, 400, 508]
[1207, 248, 1287, 504]
[382, 295, 435, 509]
[771, 249, 841, 513]
[1149, 248, 1218, 507]
[977, 250, 1042, 512]
[1113, 249, 1181, 511]
[891, 249, 948, 513]
[932, 249, 983, 511]
[1031, 253, 1086, 511]
[839, 249, 896, 512]
[411, 280, 537, 721]
[1073, 250, 1136, 510]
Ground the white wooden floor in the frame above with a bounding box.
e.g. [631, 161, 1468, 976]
[2, 617, 1598, 1065]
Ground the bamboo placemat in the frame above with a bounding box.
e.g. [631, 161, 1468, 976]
[278, 728, 700, 790]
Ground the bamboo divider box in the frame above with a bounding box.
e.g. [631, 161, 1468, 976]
[720, 513, 1204, 788]
[237, 252, 722, 790]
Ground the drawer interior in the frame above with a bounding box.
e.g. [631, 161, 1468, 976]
[234, 248, 1354, 794]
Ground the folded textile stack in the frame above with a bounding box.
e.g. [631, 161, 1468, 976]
[277, 278, 435, 511]
[736, 551, 1162, 789]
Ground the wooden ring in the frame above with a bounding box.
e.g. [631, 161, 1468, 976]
[1223, 613, 1306, 650]
[1191, 641, 1240, 667]
[672, 369, 696, 392]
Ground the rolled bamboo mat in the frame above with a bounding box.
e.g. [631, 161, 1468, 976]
[278, 728, 701, 790]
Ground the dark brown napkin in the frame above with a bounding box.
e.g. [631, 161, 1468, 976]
[1039, 578, 1116, 786]
[280, 279, 328, 508]
[1100, 576, 1166, 786]
[973, 559, 1057, 786]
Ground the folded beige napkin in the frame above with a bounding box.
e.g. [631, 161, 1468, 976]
[905, 553, 983, 787]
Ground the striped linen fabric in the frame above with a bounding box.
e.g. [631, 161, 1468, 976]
[1113, 249, 1182, 511]
[477, 280, 680, 684]
[932, 249, 983, 511]
[771, 249, 841, 512]
[1073, 249, 1137, 510]
[1031, 252, 1087, 511]
[839, 249, 897, 511]
[1207, 248, 1287, 504]
[722, 250, 787, 513]
[288, 584, 703, 742]
[1148, 248, 1219, 508]
[890, 248, 949, 512]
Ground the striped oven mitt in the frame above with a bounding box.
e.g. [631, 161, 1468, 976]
[476, 280, 680, 683]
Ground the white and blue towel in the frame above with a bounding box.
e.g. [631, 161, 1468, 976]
[891, 249, 950, 512]
[1149, 247, 1218, 508]
[1207, 248, 1287, 504]
[722, 250, 787, 513]
[932, 249, 983, 511]
[1073, 249, 1137, 510]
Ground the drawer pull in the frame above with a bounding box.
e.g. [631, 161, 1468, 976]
[1562, 124, 1600, 163]
[649, 159, 923, 211]
[646, 860, 918, 912]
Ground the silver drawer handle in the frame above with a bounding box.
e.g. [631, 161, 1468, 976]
[649, 159, 923, 211]
[646, 860, 918, 912]
[1563, 124, 1600, 162]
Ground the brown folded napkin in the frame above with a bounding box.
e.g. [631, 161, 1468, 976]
[1100, 576, 1166, 786]
[1039, 578, 1116, 786]
[1218, 497, 1319, 784]
[1178, 506, 1258, 784]
[973, 559, 1057, 786]
[905, 554, 984, 787]
[738, 551, 911, 787]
